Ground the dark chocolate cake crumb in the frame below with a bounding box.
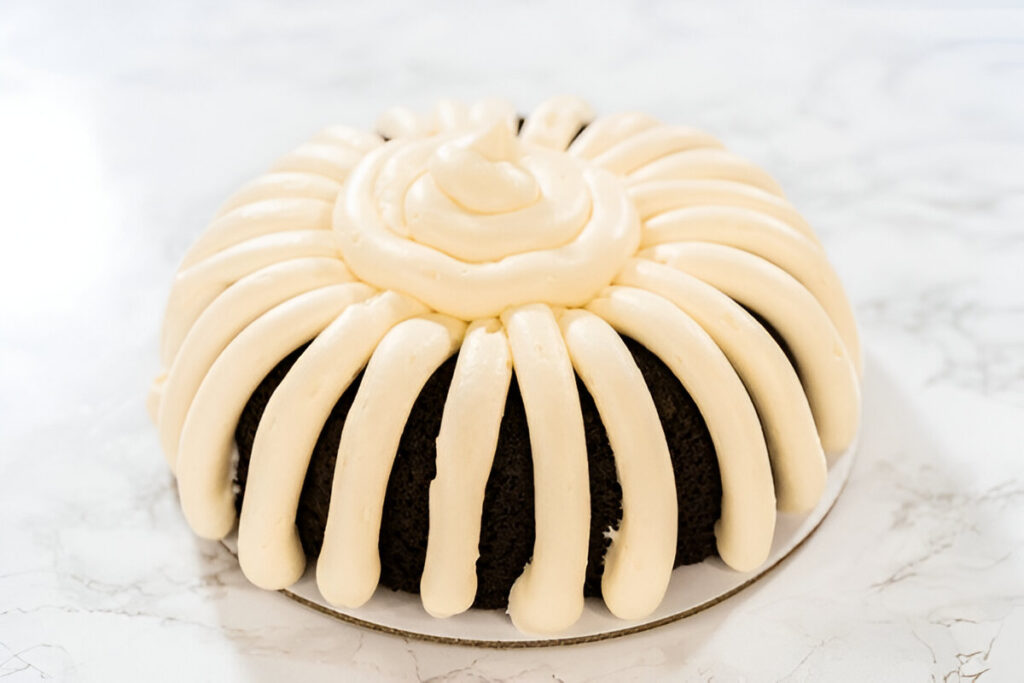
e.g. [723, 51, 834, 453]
[623, 337, 722, 566]
[577, 376, 622, 597]
[746, 307, 798, 372]
[234, 343, 308, 514]
[375, 356, 454, 594]
[567, 121, 590, 148]
[235, 335, 725, 609]
[472, 375, 535, 608]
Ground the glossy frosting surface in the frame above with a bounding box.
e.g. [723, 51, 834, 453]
[152, 96, 862, 635]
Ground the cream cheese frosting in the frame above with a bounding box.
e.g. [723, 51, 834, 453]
[334, 120, 640, 321]
[151, 96, 862, 636]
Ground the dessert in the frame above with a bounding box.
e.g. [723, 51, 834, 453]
[150, 96, 861, 635]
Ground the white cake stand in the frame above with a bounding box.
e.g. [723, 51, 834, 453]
[221, 441, 856, 647]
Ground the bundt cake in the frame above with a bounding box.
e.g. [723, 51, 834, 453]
[149, 96, 862, 635]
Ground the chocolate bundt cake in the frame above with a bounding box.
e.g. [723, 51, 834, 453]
[150, 96, 862, 634]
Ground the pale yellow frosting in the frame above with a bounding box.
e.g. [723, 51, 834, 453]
[501, 304, 590, 634]
[317, 314, 467, 607]
[559, 309, 677, 619]
[420, 319, 512, 618]
[152, 97, 862, 635]
[334, 120, 640, 321]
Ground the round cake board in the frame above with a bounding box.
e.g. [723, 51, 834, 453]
[221, 441, 856, 647]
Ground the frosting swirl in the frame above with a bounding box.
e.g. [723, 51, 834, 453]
[152, 96, 863, 637]
[334, 120, 640, 320]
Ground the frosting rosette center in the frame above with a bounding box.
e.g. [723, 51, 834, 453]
[334, 119, 640, 320]
[153, 96, 865, 637]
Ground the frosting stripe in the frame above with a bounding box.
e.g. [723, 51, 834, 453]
[420, 319, 513, 618]
[627, 148, 785, 196]
[502, 304, 590, 634]
[238, 290, 429, 590]
[152, 97, 864, 633]
[176, 282, 376, 539]
[646, 242, 860, 454]
[629, 179, 817, 241]
[377, 106, 429, 140]
[432, 99, 471, 132]
[520, 96, 595, 150]
[592, 125, 723, 176]
[587, 286, 776, 571]
[569, 112, 660, 160]
[337, 147, 640, 320]
[160, 231, 346, 366]
[559, 309, 678, 619]
[215, 172, 342, 218]
[617, 260, 827, 513]
[310, 125, 385, 153]
[468, 98, 518, 132]
[270, 142, 365, 183]
[316, 314, 466, 607]
[181, 198, 333, 270]
[158, 256, 353, 469]
[642, 206, 862, 376]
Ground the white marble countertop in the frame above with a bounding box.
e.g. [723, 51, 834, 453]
[2, 2, 1022, 680]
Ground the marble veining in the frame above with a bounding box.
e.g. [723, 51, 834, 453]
[1, 1, 1022, 680]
